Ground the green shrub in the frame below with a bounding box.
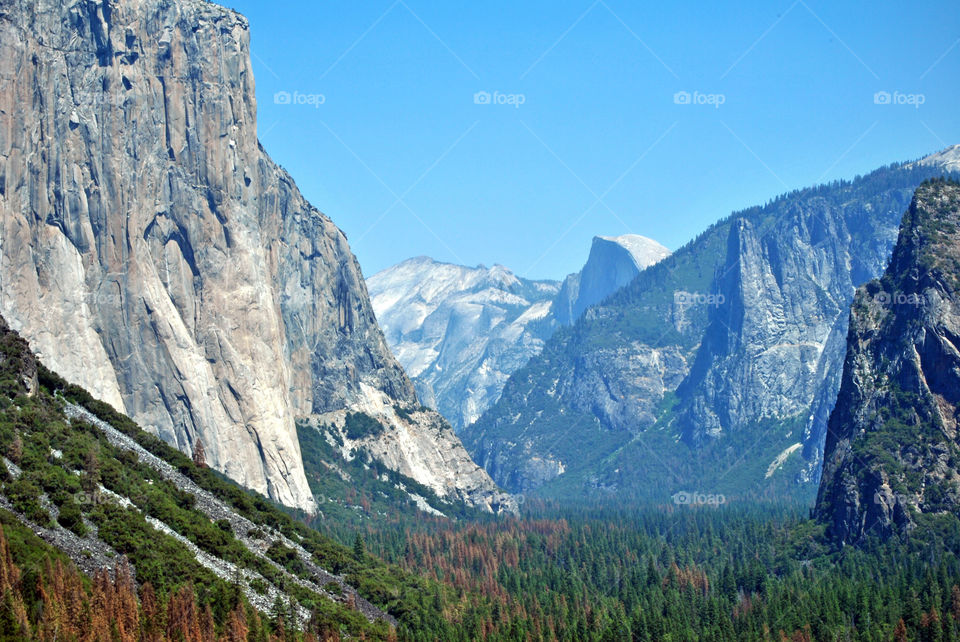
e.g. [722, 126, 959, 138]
[325, 581, 343, 596]
[4, 478, 51, 527]
[56, 499, 86, 537]
[343, 413, 385, 440]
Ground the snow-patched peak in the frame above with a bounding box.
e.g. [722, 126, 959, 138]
[368, 260, 542, 336]
[367, 259, 560, 429]
[915, 144, 960, 171]
[596, 234, 671, 271]
[370, 258, 521, 301]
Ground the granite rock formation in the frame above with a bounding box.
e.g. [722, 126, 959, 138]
[368, 235, 668, 432]
[816, 179, 960, 544]
[0, 0, 507, 512]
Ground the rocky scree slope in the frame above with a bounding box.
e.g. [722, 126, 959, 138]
[816, 179, 960, 545]
[0, 0, 507, 512]
[464, 156, 960, 498]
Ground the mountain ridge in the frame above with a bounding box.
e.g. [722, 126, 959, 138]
[368, 257, 559, 429]
[463, 153, 960, 500]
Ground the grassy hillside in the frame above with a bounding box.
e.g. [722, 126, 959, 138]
[0, 314, 480, 640]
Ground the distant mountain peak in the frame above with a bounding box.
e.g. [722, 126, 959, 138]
[552, 233, 671, 325]
[369, 231, 670, 432]
[595, 234, 671, 271]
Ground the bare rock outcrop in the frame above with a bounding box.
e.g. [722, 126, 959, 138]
[368, 257, 560, 430]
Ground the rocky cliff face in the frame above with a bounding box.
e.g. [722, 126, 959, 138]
[368, 257, 559, 430]
[553, 234, 670, 326]
[815, 179, 960, 544]
[0, 0, 507, 513]
[464, 157, 960, 498]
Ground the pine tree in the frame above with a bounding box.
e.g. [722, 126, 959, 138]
[0, 590, 28, 640]
[193, 439, 207, 468]
[223, 601, 249, 642]
[82, 447, 100, 497]
[895, 618, 909, 642]
[270, 594, 289, 637]
[88, 569, 113, 641]
[140, 583, 162, 642]
[645, 556, 659, 588]
[199, 603, 215, 641]
[113, 558, 140, 642]
[353, 533, 366, 561]
[248, 607, 269, 642]
[167, 584, 202, 642]
[0, 527, 26, 640]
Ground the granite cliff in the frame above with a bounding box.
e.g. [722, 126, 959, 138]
[0, 0, 508, 512]
[816, 179, 960, 544]
[552, 234, 670, 326]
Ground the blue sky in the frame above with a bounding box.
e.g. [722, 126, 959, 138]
[230, 0, 959, 281]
